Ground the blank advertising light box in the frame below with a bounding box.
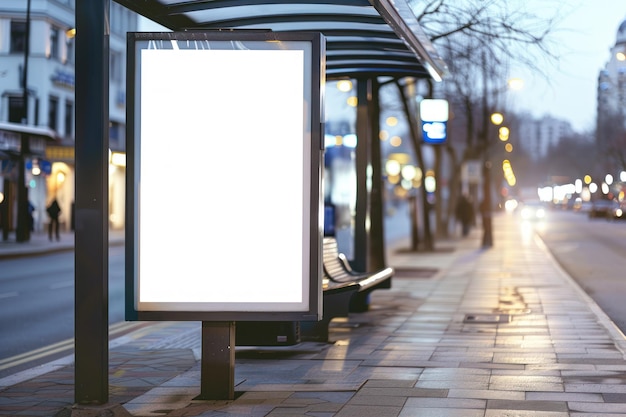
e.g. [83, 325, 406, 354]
[125, 31, 325, 322]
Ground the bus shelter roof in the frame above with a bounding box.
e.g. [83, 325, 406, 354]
[115, 0, 448, 81]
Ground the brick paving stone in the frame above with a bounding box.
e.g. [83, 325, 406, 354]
[3, 213, 626, 416]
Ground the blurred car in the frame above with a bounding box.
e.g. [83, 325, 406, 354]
[610, 202, 626, 220]
[588, 199, 618, 219]
[569, 197, 583, 211]
[520, 201, 547, 221]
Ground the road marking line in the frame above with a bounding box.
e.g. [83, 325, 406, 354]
[0, 321, 145, 371]
[49, 280, 73, 290]
[0, 292, 18, 299]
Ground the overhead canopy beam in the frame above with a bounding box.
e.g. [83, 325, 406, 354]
[114, 0, 448, 80]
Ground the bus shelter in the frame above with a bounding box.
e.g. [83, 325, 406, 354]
[74, 0, 448, 405]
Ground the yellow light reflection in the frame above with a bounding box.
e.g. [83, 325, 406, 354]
[491, 113, 504, 125]
[346, 96, 358, 107]
[337, 80, 352, 92]
[385, 160, 401, 176]
[387, 174, 400, 185]
[111, 152, 126, 167]
[386, 116, 398, 127]
[389, 136, 402, 147]
[508, 78, 524, 90]
[401, 165, 416, 181]
[505, 143, 513, 152]
[499, 126, 509, 141]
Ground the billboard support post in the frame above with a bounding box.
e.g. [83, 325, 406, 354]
[198, 321, 236, 400]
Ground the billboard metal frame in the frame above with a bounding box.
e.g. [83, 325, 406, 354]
[125, 30, 325, 322]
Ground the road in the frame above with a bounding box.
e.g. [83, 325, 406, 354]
[0, 246, 129, 378]
[1, 208, 626, 378]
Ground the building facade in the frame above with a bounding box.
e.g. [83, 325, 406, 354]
[597, 17, 626, 126]
[0, 0, 136, 235]
[517, 114, 574, 161]
[596, 16, 626, 178]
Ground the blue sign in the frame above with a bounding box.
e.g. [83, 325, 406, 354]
[422, 121, 447, 144]
[25, 159, 52, 175]
[420, 99, 448, 144]
[40, 159, 52, 175]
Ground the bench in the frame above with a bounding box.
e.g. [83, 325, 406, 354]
[322, 236, 393, 313]
[236, 276, 359, 346]
[236, 237, 392, 345]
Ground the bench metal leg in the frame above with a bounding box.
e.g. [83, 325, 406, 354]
[350, 291, 371, 312]
[198, 321, 235, 400]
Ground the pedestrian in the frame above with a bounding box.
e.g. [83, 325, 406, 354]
[455, 193, 475, 237]
[28, 201, 35, 232]
[46, 199, 61, 241]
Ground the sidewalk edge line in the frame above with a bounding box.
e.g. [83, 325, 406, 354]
[533, 232, 626, 358]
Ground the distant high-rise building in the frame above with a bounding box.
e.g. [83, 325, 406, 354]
[517, 114, 574, 161]
[597, 16, 626, 129]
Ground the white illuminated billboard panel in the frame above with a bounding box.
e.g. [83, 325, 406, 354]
[126, 32, 324, 320]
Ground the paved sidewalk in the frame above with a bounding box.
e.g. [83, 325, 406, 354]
[3, 213, 626, 416]
[0, 229, 125, 259]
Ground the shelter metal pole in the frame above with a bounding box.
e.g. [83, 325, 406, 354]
[75, 0, 110, 404]
[367, 78, 387, 271]
[353, 78, 372, 273]
[354, 78, 386, 272]
[16, 0, 31, 243]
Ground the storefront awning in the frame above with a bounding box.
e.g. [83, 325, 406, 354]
[0, 122, 60, 159]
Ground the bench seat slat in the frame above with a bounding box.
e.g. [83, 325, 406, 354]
[322, 237, 393, 293]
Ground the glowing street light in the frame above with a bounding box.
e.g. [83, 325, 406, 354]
[498, 126, 510, 141]
[490, 112, 504, 125]
[507, 78, 524, 91]
[336, 79, 352, 92]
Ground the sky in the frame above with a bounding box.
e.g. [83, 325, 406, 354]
[138, 1, 626, 133]
[507, 1, 626, 132]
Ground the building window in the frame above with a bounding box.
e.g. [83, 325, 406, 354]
[109, 121, 124, 150]
[110, 50, 122, 83]
[10, 21, 27, 53]
[8, 96, 25, 123]
[49, 96, 59, 131]
[50, 26, 60, 59]
[65, 100, 73, 138]
[65, 35, 75, 64]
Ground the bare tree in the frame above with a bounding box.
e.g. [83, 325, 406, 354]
[400, 0, 562, 243]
